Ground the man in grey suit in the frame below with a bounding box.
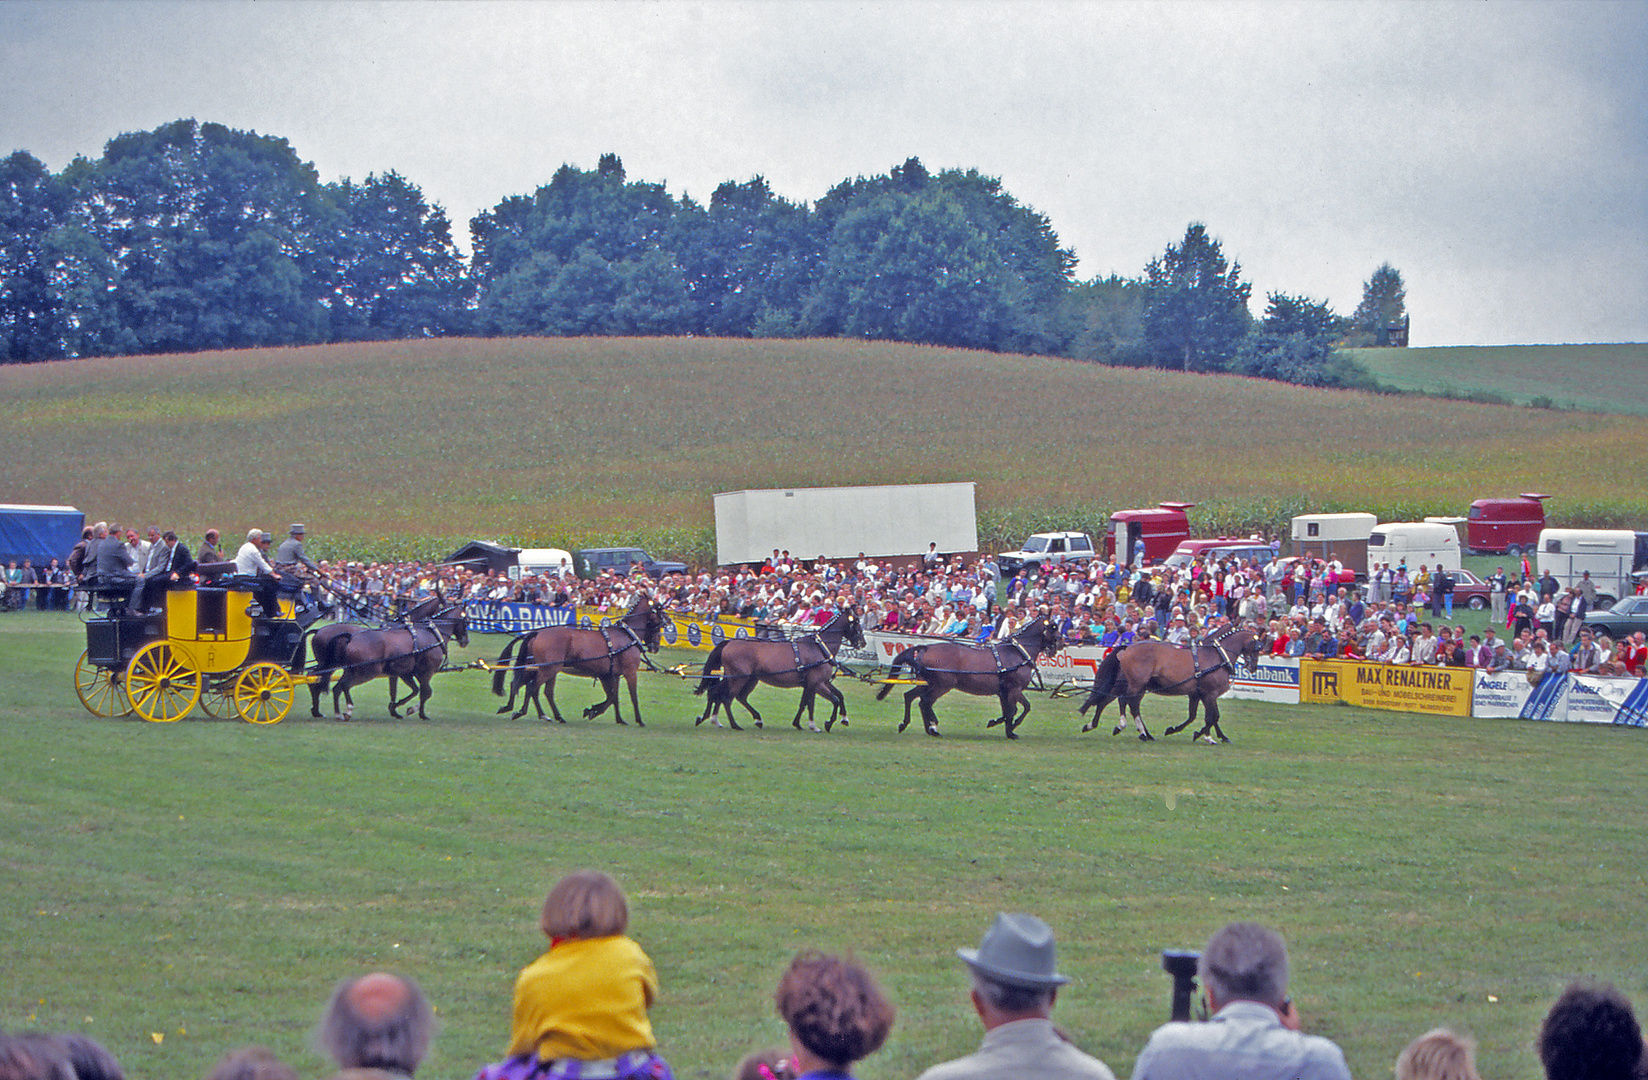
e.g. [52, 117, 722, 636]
[275, 524, 320, 574]
[1130, 922, 1350, 1080]
[916, 913, 1115, 1080]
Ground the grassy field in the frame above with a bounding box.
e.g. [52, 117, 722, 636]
[1346, 343, 1648, 414]
[4, 610, 1647, 1080]
[4, 337, 1648, 562]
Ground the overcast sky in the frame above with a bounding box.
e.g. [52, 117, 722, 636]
[3, 0, 1643, 346]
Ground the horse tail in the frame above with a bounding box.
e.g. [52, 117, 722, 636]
[317, 631, 353, 673]
[695, 641, 729, 696]
[1090, 649, 1124, 699]
[491, 633, 526, 697]
[877, 646, 919, 700]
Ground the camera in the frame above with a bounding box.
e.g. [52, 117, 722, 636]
[1160, 949, 1201, 1021]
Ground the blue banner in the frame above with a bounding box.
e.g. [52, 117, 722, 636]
[465, 602, 576, 635]
[1519, 672, 1569, 722]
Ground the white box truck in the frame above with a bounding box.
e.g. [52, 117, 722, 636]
[1536, 528, 1648, 607]
[714, 483, 978, 567]
[1367, 521, 1461, 576]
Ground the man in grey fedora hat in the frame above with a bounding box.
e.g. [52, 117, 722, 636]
[915, 913, 1115, 1080]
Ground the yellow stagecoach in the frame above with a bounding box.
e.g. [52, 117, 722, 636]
[75, 580, 321, 724]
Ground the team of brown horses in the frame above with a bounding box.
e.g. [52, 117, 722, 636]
[297, 588, 1268, 743]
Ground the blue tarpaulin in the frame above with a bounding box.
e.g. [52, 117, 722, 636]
[0, 504, 85, 565]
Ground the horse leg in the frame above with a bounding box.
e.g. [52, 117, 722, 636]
[792, 685, 819, 733]
[1202, 697, 1229, 743]
[734, 680, 765, 731]
[543, 671, 568, 724]
[1165, 696, 1200, 737]
[899, 686, 922, 733]
[919, 686, 945, 737]
[821, 682, 848, 733]
[1003, 686, 1031, 740]
[1129, 696, 1154, 741]
[625, 668, 643, 728]
[310, 670, 331, 718]
[416, 672, 434, 720]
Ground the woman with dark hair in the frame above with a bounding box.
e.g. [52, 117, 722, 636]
[774, 952, 895, 1079]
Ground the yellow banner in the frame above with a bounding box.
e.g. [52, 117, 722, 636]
[574, 606, 756, 651]
[1299, 659, 1473, 717]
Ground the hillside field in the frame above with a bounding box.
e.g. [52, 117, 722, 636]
[2, 611, 1646, 1080]
[1346, 343, 1648, 415]
[4, 338, 1648, 563]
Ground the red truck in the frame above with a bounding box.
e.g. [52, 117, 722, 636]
[1104, 502, 1195, 567]
[1465, 493, 1550, 556]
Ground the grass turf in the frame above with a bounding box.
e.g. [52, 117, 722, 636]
[3, 610, 1646, 1080]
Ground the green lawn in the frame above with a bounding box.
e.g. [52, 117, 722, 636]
[1347, 343, 1648, 414]
[3, 611, 1646, 1080]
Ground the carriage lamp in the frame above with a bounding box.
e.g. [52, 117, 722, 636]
[1161, 949, 1202, 1021]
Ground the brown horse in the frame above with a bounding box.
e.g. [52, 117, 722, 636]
[1077, 624, 1262, 743]
[692, 609, 865, 732]
[308, 597, 443, 718]
[875, 616, 1062, 739]
[318, 599, 470, 720]
[491, 595, 668, 726]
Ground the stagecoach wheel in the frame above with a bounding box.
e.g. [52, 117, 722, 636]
[234, 664, 295, 725]
[74, 650, 134, 717]
[125, 642, 202, 723]
[199, 675, 237, 719]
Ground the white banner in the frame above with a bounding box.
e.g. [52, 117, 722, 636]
[1567, 675, 1643, 725]
[1228, 656, 1302, 704]
[1471, 669, 1535, 718]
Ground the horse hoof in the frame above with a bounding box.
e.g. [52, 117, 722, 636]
[838, 717, 848, 727]
[1203, 735, 1219, 745]
[695, 715, 706, 726]
[754, 721, 763, 729]
[1140, 733, 1154, 742]
[986, 717, 1003, 727]
[1112, 725, 1123, 736]
[808, 723, 821, 733]
[926, 727, 941, 738]
[1005, 731, 1019, 740]
[1219, 734, 1231, 743]
[495, 705, 511, 715]
[897, 721, 910, 734]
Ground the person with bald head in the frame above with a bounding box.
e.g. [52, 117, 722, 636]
[314, 972, 435, 1080]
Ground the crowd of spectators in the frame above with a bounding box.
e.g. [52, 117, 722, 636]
[18, 523, 1648, 679]
[4, 898, 1642, 1080]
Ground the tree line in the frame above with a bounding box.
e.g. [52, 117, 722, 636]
[1, 119, 1406, 385]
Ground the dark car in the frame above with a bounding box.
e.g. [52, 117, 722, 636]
[1583, 594, 1648, 639]
[572, 547, 687, 581]
[1446, 568, 1494, 610]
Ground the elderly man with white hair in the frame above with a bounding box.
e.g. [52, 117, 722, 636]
[1131, 921, 1350, 1080]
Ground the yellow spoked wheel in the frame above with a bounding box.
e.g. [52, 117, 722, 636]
[125, 642, 201, 723]
[199, 675, 238, 719]
[234, 663, 295, 725]
[74, 650, 134, 717]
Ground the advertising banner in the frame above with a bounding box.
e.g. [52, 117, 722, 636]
[1471, 669, 1534, 718]
[655, 612, 761, 651]
[464, 602, 575, 635]
[1228, 657, 1302, 704]
[1517, 672, 1570, 722]
[1568, 675, 1647, 725]
[1300, 659, 1472, 716]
